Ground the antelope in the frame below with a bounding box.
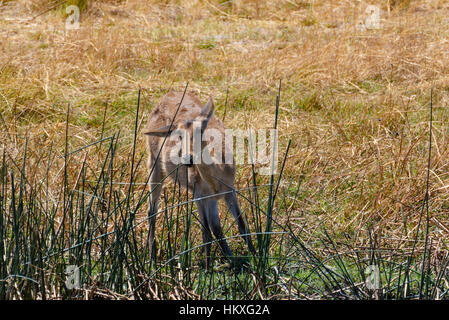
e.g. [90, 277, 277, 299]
[144, 90, 256, 268]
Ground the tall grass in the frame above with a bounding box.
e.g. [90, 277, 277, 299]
[0, 87, 447, 300]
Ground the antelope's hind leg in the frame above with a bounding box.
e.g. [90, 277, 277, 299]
[225, 191, 256, 256]
[206, 199, 233, 260]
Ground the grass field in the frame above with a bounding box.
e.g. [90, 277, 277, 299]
[0, 0, 449, 299]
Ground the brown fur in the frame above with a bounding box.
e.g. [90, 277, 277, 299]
[144, 91, 255, 267]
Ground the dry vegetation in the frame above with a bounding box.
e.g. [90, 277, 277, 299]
[1, 0, 449, 299]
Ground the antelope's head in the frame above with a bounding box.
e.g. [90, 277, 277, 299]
[144, 97, 215, 167]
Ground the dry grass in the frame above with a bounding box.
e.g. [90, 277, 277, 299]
[1, 0, 449, 259]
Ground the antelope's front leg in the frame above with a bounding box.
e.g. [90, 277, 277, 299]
[196, 198, 213, 268]
[207, 199, 233, 259]
[147, 163, 163, 265]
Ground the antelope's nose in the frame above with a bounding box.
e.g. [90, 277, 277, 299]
[181, 154, 194, 167]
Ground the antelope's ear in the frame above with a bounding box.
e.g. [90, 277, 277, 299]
[144, 125, 174, 137]
[200, 97, 214, 132]
[200, 97, 214, 119]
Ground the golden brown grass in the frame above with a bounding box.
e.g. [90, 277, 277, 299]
[1, 0, 449, 253]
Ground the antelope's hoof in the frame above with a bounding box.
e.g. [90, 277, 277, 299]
[229, 256, 251, 273]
